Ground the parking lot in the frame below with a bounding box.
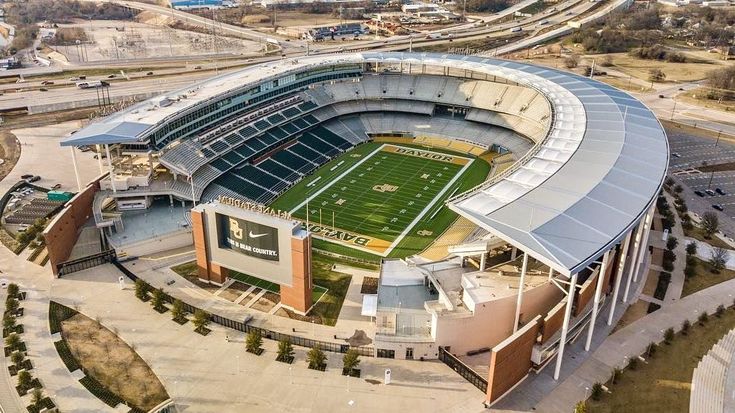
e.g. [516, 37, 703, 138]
[668, 125, 735, 238]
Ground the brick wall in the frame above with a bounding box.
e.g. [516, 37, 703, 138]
[43, 179, 101, 276]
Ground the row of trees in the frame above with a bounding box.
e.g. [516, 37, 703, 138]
[136, 279, 363, 375]
[580, 302, 735, 411]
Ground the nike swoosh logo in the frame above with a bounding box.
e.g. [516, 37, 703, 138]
[249, 231, 268, 238]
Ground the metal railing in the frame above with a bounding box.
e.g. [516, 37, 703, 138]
[57, 249, 117, 277]
[438, 346, 488, 393]
[112, 260, 373, 357]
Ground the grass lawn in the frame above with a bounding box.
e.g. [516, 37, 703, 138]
[308, 255, 353, 326]
[588, 307, 735, 413]
[600, 53, 719, 83]
[683, 225, 732, 250]
[682, 256, 735, 298]
[229, 272, 280, 293]
[270, 141, 490, 259]
[62, 313, 169, 411]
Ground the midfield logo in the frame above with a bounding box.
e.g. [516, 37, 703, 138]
[372, 184, 399, 193]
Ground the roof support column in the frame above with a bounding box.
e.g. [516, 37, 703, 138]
[480, 252, 486, 271]
[554, 271, 578, 380]
[585, 250, 610, 351]
[513, 252, 528, 333]
[623, 220, 647, 303]
[634, 204, 655, 283]
[189, 174, 197, 207]
[607, 231, 632, 326]
[69, 146, 83, 192]
[548, 267, 554, 281]
[95, 145, 104, 174]
[105, 144, 116, 193]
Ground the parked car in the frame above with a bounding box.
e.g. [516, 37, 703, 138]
[672, 152, 681, 158]
[20, 174, 33, 179]
[713, 204, 724, 211]
[107, 74, 116, 79]
[706, 189, 716, 196]
[41, 80, 54, 85]
[39, 88, 48, 92]
[695, 190, 705, 197]
[51, 183, 62, 190]
[194, 65, 202, 70]
[28, 176, 41, 183]
[716, 188, 726, 195]
[659, 94, 665, 98]
[146, 72, 154, 76]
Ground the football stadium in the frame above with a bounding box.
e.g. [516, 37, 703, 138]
[51, 52, 668, 405]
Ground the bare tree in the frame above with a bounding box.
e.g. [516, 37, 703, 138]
[701, 211, 719, 238]
[709, 247, 728, 274]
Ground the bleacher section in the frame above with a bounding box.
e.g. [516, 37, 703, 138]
[691, 328, 735, 413]
[150, 72, 551, 204]
[208, 126, 355, 203]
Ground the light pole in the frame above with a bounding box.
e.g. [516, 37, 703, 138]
[670, 97, 677, 121]
[716, 130, 722, 147]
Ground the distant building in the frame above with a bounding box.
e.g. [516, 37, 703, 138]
[170, 0, 235, 10]
[304, 23, 366, 41]
[0, 57, 21, 70]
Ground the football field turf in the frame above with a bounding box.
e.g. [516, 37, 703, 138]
[271, 142, 485, 257]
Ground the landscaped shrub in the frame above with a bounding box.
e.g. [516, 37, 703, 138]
[134, 279, 149, 301]
[664, 327, 675, 344]
[48, 301, 76, 335]
[686, 242, 697, 256]
[662, 259, 674, 272]
[591, 382, 604, 401]
[276, 339, 294, 364]
[53, 340, 80, 372]
[666, 236, 678, 251]
[7, 284, 19, 299]
[663, 249, 676, 263]
[307, 345, 327, 371]
[5, 333, 22, 352]
[192, 309, 210, 335]
[342, 349, 361, 377]
[575, 401, 587, 413]
[647, 342, 658, 357]
[699, 311, 709, 325]
[716, 305, 725, 317]
[245, 330, 263, 355]
[79, 375, 125, 408]
[171, 299, 187, 324]
[151, 288, 167, 313]
[681, 319, 691, 335]
[627, 357, 639, 371]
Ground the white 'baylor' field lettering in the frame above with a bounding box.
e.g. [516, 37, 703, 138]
[394, 147, 454, 162]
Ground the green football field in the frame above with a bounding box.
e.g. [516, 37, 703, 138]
[271, 142, 491, 259]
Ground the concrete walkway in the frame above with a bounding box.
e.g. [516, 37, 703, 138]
[660, 192, 687, 303]
[51, 265, 484, 413]
[533, 276, 735, 412]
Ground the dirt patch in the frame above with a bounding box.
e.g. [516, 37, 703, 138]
[238, 288, 260, 306]
[360, 277, 378, 294]
[698, 162, 735, 173]
[0, 132, 21, 182]
[250, 291, 279, 313]
[61, 314, 168, 411]
[218, 286, 243, 302]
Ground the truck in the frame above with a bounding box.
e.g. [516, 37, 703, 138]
[425, 33, 442, 39]
[76, 80, 109, 89]
[509, 27, 523, 33]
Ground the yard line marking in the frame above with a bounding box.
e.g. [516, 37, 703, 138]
[383, 158, 475, 256]
[288, 145, 384, 214]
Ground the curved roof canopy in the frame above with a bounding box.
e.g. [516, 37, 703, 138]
[62, 52, 669, 276]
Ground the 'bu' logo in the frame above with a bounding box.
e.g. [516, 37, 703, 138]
[229, 218, 244, 240]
